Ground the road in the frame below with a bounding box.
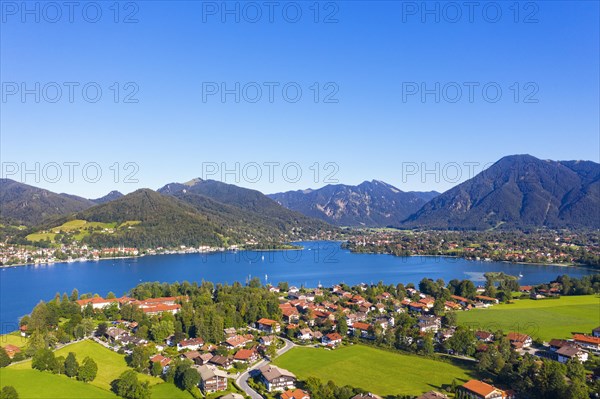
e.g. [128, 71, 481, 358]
[235, 337, 295, 399]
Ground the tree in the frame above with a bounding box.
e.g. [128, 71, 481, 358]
[151, 361, 163, 377]
[113, 370, 151, 399]
[422, 334, 435, 355]
[128, 346, 152, 372]
[55, 355, 66, 375]
[32, 348, 56, 372]
[70, 288, 79, 301]
[96, 322, 108, 337]
[0, 348, 11, 367]
[64, 352, 79, 378]
[0, 386, 19, 399]
[181, 367, 200, 391]
[337, 316, 348, 336]
[77, 357, 98, 382]
[150, 320, 174, 343]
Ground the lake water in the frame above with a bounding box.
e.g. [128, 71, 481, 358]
[0, 241, 596, 330]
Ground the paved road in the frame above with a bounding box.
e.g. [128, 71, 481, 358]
[235, 337, 295, 399]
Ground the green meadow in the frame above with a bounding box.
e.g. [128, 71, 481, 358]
[274, 344, 473, 396]
[457, 295, 600, 341]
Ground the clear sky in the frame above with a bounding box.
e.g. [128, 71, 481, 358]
[1, 0, 598, 198]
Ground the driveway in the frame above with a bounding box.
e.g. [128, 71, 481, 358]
[235, 337, 295, 399]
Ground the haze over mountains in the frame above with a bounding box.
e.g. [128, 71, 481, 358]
[1, 155, 598, 240]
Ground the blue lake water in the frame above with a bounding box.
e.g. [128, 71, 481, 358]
[0, 241, 596, 330]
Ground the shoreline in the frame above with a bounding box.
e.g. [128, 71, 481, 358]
[3, 245, 597, 272]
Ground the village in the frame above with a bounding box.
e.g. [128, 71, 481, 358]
[4, 277, 599, 399]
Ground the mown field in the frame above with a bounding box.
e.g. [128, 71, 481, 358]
[25, 219, 140, 243]
[0, 367, 117, 399]
[4, 339, 192, 398]
[0, 332, 28, 348]
[273, 344, 473, 396]
[457, 295, 600, 341]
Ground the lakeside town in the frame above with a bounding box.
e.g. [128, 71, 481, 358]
[2, 229, 599, 268]
[1, 274, 599, 399]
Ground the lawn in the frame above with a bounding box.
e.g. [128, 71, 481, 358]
[273, 344, 473, 396]
[0, 332, 28, 348]
[0, 367, 118, 398]
[457, 295, 600, 341]
[10, 340, 162, 391]
[150, 382, 195, 399]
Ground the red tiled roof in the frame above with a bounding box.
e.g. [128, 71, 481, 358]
[573, 334, 600, 345]
[461, 380, 503, 397]
[234, 348, 257, 361]
[257, 318, 278, 326]
[281, 389, 310, 399]
[353, 322, 371, 331]
[507, 332, 530, 342]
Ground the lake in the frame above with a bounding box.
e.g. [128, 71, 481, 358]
[0, 241, 596, 330]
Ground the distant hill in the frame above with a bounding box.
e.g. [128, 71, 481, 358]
[158, 178, 334, 240]
[68, 189, 229, 247]
[91, 190, 124, 204]
[402, 154, 600, 230]
[0, 179, 94, 225]
[268, 180, 439, 227]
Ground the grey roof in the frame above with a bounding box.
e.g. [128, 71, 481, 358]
[259, 365, 296, 382]
[195, 365, 228, 381]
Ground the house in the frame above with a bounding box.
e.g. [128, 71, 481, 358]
[259, 365, 296, 392]
[140, 303, 181, 316]
[198, 353, 214, 365]
[281, 389, 311, 399]
[475, 295, 499, 305]
[177, 337, 204, 351]
[475, 331, 494, 343]
[280, 305, 300, 323]
[417, 392, 449, 399]
[351, 393, 381, 399]
[351, 322, 373, 339]
[222, 394, 244, 399]
[456, 380, 508, 399]
[260, 335, 277, 346]
[593, 326, 600, 338]
[105, 327, 128, 342]
[322, 332, 343, 347]
[19, 325, 28, 337]
[224, 327, 237, 338]
[182, 351, 202, 364]
[451, 295, 470, 307]
[556, 345, 589, 363]
[234, 348, 259, 363]
[195, 364, 228, 393]
[548, 339, 570, 352]
[417, 315, 441, 333]
[1, 345, 21, 359]
[149, 354, 171, 373]
[225, 334, 253, 348]
[257, 318, 281, 333]
[408, 302, 427, 313]
[573, 334, 600, 353]
[507, 332, 532, 349]
[209, 355, 233, 369]
[297, 328, 313, 341]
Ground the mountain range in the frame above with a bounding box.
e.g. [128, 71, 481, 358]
[1, 155, 598, 244]
[402, 155, 600, 230]
[269, 180, 439, 227]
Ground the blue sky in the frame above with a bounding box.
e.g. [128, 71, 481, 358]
[1, 1, 598, 198]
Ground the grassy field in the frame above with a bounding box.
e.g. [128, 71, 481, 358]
[273, 344, 473, 396]
[11, 340, 161, 391]
[25, 219, 133, 242]
[150, 383, 195, 399]
[0, 332, 28, 348]
[457, 295, 600, 341]
[0, 367, 118, 398]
